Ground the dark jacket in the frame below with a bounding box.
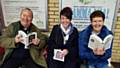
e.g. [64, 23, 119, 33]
[47, 24, 79, 68]
[79, 25, 113, 65]
[0, 21, 48, 68]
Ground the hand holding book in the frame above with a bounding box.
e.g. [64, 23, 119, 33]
[53, 49, 65, 62]
[15, 34, 23, 43]
[18, 30, 37, 49]
[88, 34, 113, 50]
[93, 48, 105, 55]
[32, 38, 40, 45]
[53, 49, 68, 62]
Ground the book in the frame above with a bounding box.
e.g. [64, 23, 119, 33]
[18, 30, 37, 49]
[88, 34, 113, 50]
[53, 49, 65, 62]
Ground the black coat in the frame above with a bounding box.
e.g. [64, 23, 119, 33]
[47, 25, 79, 68]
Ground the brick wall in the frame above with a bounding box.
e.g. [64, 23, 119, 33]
[112, 7, 120, 63]
[48, 0, 59, 32]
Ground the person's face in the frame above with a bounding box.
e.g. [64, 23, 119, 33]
[20, 10, 33, 28]
[91, 17, 104, 32]
[60, 15, 71, 29]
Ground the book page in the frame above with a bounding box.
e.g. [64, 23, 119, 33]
[103, 35, 113, 50]
[88, 34, 103, 50]
[53, 49, 65, 62]
[18, 30, 27, 46]
[18, 30, 37, 49]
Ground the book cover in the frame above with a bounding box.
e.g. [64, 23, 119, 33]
[53, 49, 65, 62]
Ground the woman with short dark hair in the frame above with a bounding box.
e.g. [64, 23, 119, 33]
[47, 7, 79, 68]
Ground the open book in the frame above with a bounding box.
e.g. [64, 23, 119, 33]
[18, 30, 37, 49]
[88, 34, 113, 50]
[53, 49, 65, 62]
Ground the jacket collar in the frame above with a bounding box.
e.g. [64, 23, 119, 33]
[84, 24, 111, 39]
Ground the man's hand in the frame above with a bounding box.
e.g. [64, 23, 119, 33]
[93, 48, 97, 55]
[32, 38, 40, 45]
[15, 34, 23, 43]
[96, 48, 105, 55]
[93, 48, 105, 55]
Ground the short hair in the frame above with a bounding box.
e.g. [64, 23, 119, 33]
[20, 8, 33, 18]
[90, 10, 105, 22]
[60, 7, 73, 21]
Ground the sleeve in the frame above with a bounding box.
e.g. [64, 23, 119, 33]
[47, 25, 58, 52]
[98, 32, 113, 61]
[30, 27, 48, 50]
[98, 47, 112, 61]
[65, 28, 79, 57]
[38, 33, 48, 49]
[0, 25, 16, 48]
[78, 32, 99, 61]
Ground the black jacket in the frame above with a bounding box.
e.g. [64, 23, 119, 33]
[47, 25, 79, 68]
